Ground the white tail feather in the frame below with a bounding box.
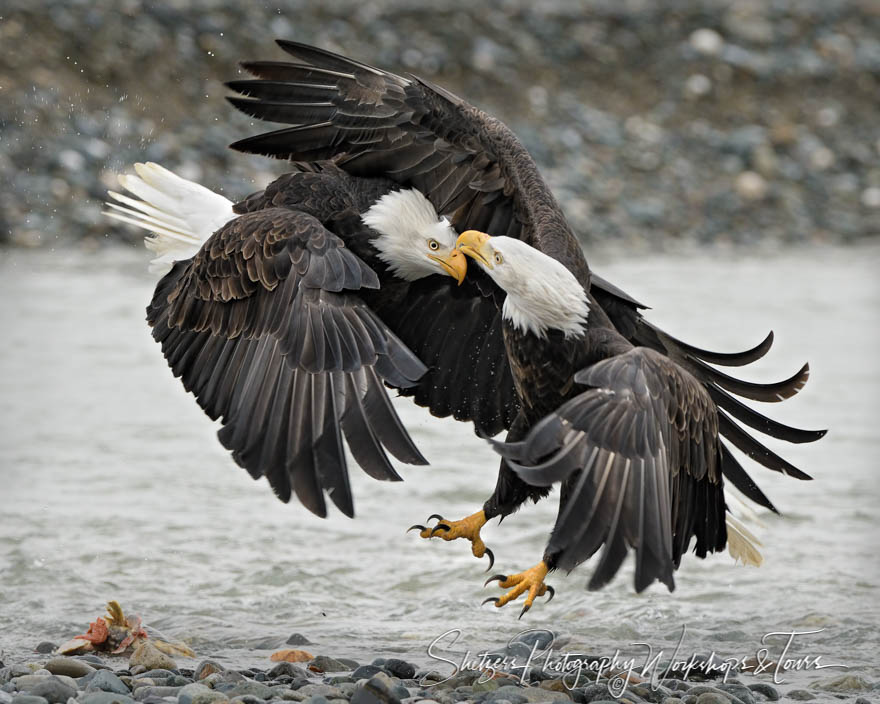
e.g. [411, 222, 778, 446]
[726, 513, 764, 567]
[103, 162, 236, 274]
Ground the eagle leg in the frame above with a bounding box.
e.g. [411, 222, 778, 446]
[482, 561, 554, 618]
[407, 509, 494, 569]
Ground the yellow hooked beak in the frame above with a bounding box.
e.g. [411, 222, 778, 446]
[456, 230, 494, 269]
[428, 247, 468, 285]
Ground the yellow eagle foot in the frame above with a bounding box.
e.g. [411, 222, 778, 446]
[408, 509, 494, 569]
[483, 561, 554, 618]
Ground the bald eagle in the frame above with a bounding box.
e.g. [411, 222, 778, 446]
[107, 41, 824, 614]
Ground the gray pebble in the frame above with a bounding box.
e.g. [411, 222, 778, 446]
[133, 686, 183, 701]
[384, 662, 415, 681]
[79, 693, 137, 704]
[785, 691, 814, 701]
[134, 671, 179, 682]
[353, 668, 383, 682]
[715, 685, 753, 704]
[88, 671, 131, 696]
[33, 644, 56, 656]
[44, 657, 95, 678]
[303, 697, 328, 704]
[20, 679, 76, 704]
[351, 677, 401, 704]
[296, 688, 345, 701]
[10, 697, 49, 704]
[309, 658, 347, 675]
[285, 635, 312, 647]
[224, 684, 275, 700]
[267, 664, 308, 681]
[581, 685, 613, 702]
[190, 692, 230, 704]
[0, 692, 11, 704]
[178, 683, 213, 704]
[1, 668, 31, 685]
[854, 699, 871, 704]
[745, 685, 778, 702]
[229, 696, 266, 704]
[486, 687, 527, 703]
[695, 694, 730, 704]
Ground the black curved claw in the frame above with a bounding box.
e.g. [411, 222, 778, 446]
[483, 546, 495, 572]
[407, 524, 427, 533]
[545, 585, 555, 603]
[484, 573, 508, 587]
[430, 523, 451, 536]
[481, 597, 501, 607]
[518, 604, 531, 619]
[427, 513, 444, 522]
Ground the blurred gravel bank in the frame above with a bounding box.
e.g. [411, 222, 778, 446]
[1, 0, 878, 250]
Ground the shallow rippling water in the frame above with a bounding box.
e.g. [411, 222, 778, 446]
[1, 244, 877, 687]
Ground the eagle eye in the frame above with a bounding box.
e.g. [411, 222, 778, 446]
[428, 238, 440, 251]
[494, 252, 503, 265]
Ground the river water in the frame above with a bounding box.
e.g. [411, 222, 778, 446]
[0, 243, 877, 689]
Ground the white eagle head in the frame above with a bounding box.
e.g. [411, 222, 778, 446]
[362, 188, 465, 283]
[455, 230, 589, 339]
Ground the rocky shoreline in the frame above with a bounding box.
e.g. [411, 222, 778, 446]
[2, 0, 879, 249]
[1, 635, 875, 704]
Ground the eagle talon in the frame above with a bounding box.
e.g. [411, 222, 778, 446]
[484, 573, 508, 587]
[407, 524, 427, 533]
[412, 510, 491, 565]
[484, 561, 552, 614]
[482, 597, 501, 607]
[483, 546, 495, 571]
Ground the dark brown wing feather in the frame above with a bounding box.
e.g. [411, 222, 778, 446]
[147, 207, 428, 518]
[491, 347, 727, 593]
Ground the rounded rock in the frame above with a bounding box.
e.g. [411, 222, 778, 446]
[745, 684, 778, 701]
[861, 187, 880, 209]
[191, 692, 230, 704]
[735, 171, 768, 201]
[21, 679, 76, 704]
[383, 661, 415, 680]
[695, 694, 730, 704]
[10, 697, 49, 704]
[285, 634, 312, 646]
[32, 645, 56, 656]
[80, 693, 136, 704]
[308, 657, 348, 674]
[87, 671, 130, 696]
[44, 657, 95, 679]
[195, 661, 225, 681]
[690, 28, 724, 56]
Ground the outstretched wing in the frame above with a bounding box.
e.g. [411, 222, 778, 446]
[492, 347, 729, 593]
[226, 43, 824, 459]
[227, 40, 590, 284]
[147, 206, 428, 518]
